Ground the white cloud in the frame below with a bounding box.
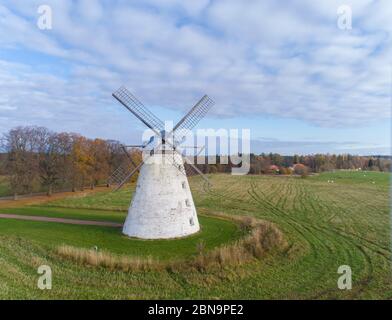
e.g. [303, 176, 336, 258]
[0, 0, 390, 138]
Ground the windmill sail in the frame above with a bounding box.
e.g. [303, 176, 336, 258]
[111, 160, 146, 191]
[108, 145, 141, 186]
[108, 162, 135, 186]
[112, 87, 164, 132]
[171, 95, 214, 146]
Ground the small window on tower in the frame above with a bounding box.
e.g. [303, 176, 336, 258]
[189, 217, 194, 226]
[185, 199, 191, 207]
[182, 182, 186, 189]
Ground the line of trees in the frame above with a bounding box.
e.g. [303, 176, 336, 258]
[249, 153, 390, 174]
[194, 153, 392, 175]
[0, 126, 136, 198]
[0, 126, 390, 197]
[193, 152, 391, 175]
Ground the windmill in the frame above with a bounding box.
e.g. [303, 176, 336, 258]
[110, 86, 214, 239]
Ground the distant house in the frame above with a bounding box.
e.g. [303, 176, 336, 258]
[269, 165, 280, 173]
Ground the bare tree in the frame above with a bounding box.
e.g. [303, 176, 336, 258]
[37, 129, 70, 196]
[89, 139, 111, 189]
[3, 127, 41, 198]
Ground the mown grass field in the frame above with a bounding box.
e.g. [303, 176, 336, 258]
[0, 171, 390, 299]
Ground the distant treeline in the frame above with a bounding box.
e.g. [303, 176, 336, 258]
[0, 126, 390, 196]
[189, 152, 391, 176]
[0, 126, 139, 197]
[248, 152, 391, 174]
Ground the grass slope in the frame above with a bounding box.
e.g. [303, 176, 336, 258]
[1, 206, 126, 223]
[0, 214, 240, 260]
[45, 188, 134, 211]
[0, 171, 390, 299]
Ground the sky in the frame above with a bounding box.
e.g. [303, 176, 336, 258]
[0, 0, 390, 155]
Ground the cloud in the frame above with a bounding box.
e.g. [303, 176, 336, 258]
[251, 137, 389, 155]
[0, 0, 390, 142]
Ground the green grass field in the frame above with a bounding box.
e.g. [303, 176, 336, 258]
[45, 188, 135, 211]
[0, 171, 390, 299]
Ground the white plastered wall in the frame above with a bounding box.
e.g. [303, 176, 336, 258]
[122, 152, 200, 239]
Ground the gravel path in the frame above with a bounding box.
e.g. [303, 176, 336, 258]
[0, 213, 122, 227]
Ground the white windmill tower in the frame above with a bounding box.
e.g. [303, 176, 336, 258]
[110, 87, 214, 239]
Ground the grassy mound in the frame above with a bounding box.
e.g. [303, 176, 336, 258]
[55, 214, 286, 272]
[0, 209, 242, 260]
